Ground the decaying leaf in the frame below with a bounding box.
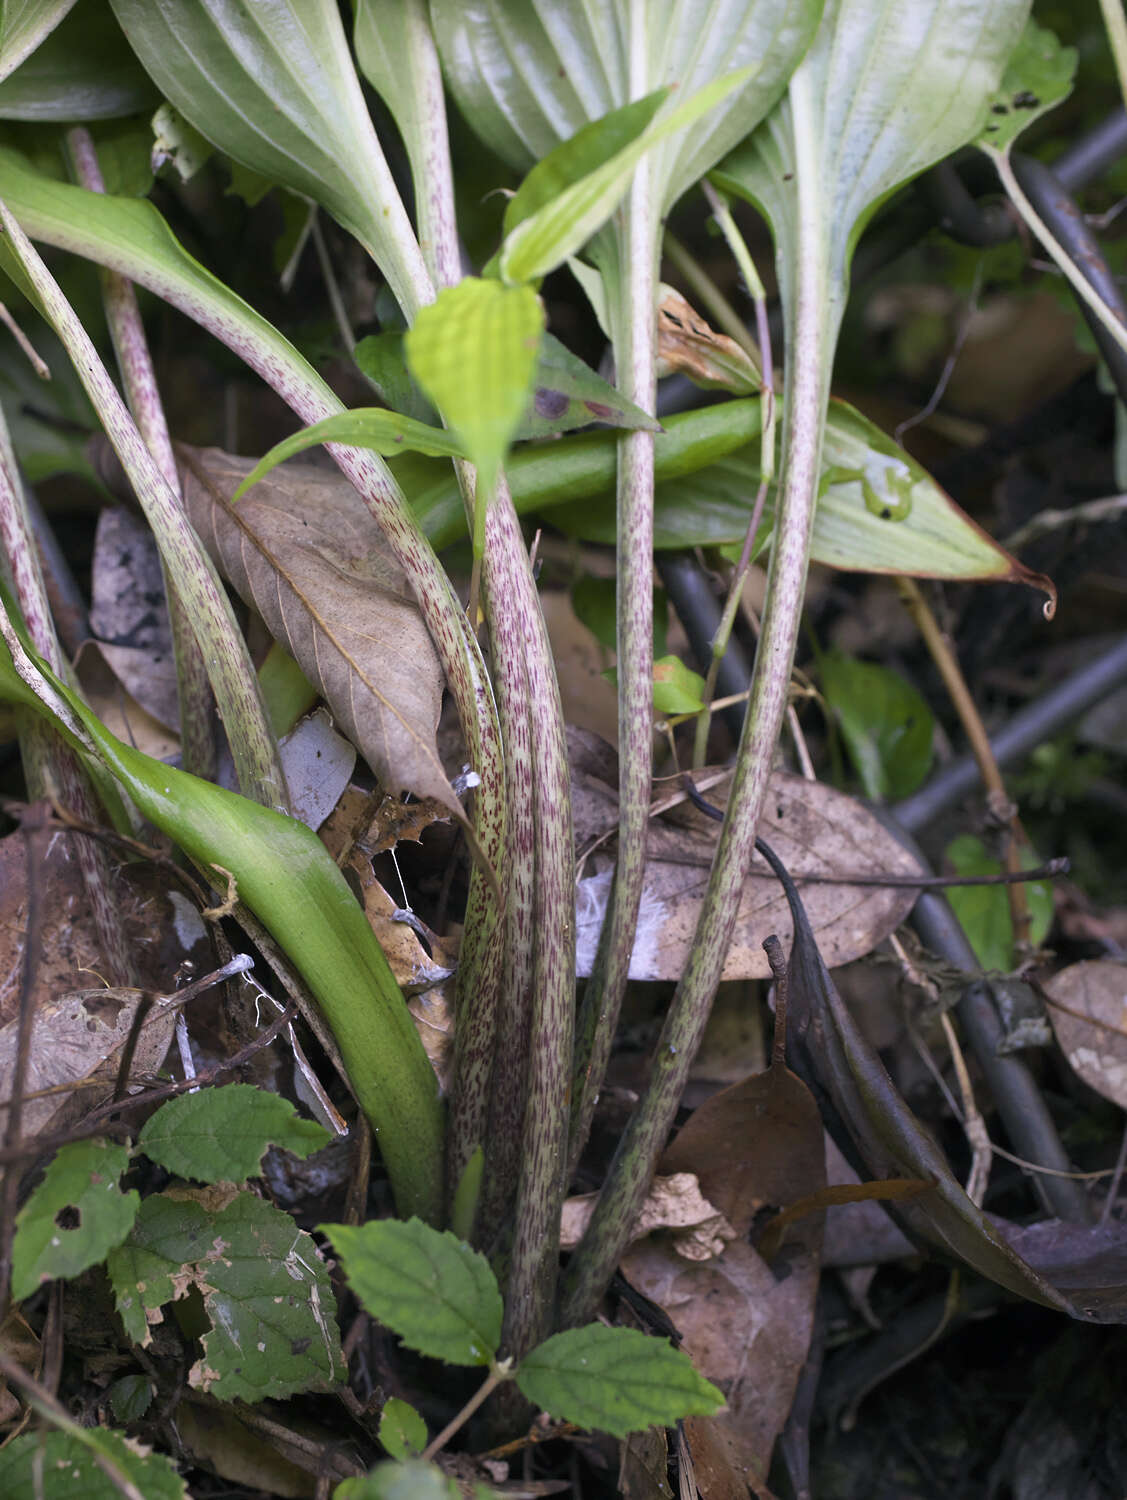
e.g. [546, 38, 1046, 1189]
[561, 1173, 735, 1261]
[575, 767, 920, 980]
[656, 285, 759, 393]
[177, 445, 458, 815]
[621, 1051, 826, 1490]
[762, 837, 1078, 1313]
[1043, 960, 1127, 1109]
[347, 851, 457, 1091]
[0, 831, 195, 1138]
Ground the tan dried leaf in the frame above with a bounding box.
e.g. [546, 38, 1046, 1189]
[656, 285, 759, 393]
[1044, 960, 1127, 1108]
[348, 852, 457, 1090]
[178, 446, 459, 815]
[560, 1172, 735, 1260]
[575, 768, 920, 980]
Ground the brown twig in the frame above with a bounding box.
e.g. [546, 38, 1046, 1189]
[896, 577, 1032, 950]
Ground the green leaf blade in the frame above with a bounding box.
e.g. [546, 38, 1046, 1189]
[378, 1397, 428, 1461]
[974, 19, 1076, 153]
[498, 66, 757, 285]
[109, 1190, 345, 1400]
[405, 277, 543, 498]
[0, 1428, 187, 1500]
[138, 1084, 330, 1184]
[231, 410, 467, 501]
[11, 1140, 137, 1301]
[515, 1324, 724, 1438]
[944, 834, 1054, 973]
[336, 1460, 462, 1500]
[821, 651, 934, 800]
[321, 1217, 502, 1367]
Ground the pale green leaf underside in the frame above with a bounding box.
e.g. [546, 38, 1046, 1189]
[0, 0, 76, 84]
[323, 1217, 502, 1367]
[138, 1084, 330, 1183]
[105, 0, 423, 306]
[11, 1139, 137, 1300]
[409, 395, 1048, 591]
[714, 0, 1033, 310]
[515, 1324, 724, 1438]
[432, 0, 822, 214]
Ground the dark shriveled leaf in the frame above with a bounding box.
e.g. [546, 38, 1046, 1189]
[758, 837, 1076, 1312]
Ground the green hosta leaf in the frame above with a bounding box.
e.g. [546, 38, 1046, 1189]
[405, 277, 543, 501]
[321, 1217, 502, 1367]
[820, 651, 934, 800]
[432, 0, 821, 214]
[378, 1397, 428, 1461]
[652, 655, 705, 716]
[336, 1461, 462, 1500]
[231, 411, 466, 501]
[0, 1427, 187, 1499]
[944, 834, 1054, 973]
[0, 612, 443, 1225]
[11, 1140, 137, 1301]
[498, 67, 756, 285]
[974, 19, 1076, 152]
[501, 88, 669, 239]
[138, 1084, 330, 1184]
[106, 0, 426, 311]
[108, 1189, 344, 1400]
[0, 0, 155, 119]
[515, 1324, 724, 1438]
[0, 1, 76, 84]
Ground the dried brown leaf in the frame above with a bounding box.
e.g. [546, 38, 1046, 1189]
[575, 768, 920, 980]
[178, 446, 459, 815]
[1043, 960, 1127, 1109]
[560, 1173, 735, 1260]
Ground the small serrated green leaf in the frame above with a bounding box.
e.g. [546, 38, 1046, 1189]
[107, 1192, 211, 1344]
[944, 835, 1054, 973]
[378, 1396, 428, 1460]
[108, 1189, 344, 1399]
[820, 651, 934, 800]
[515, 1324, 724, 1438]
[231, 410, 466, 501]
[335, 1460, 463, 1500]
[0, 1427, 187, 1499]
[405, 277, 543, 504]
[138, 1083, 330, 1183]
[11, 1140, 137, 1301]
[652, 655, 705, 716]
[321, 1217, 501, 1366]
[974, 20, 1076, 153]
